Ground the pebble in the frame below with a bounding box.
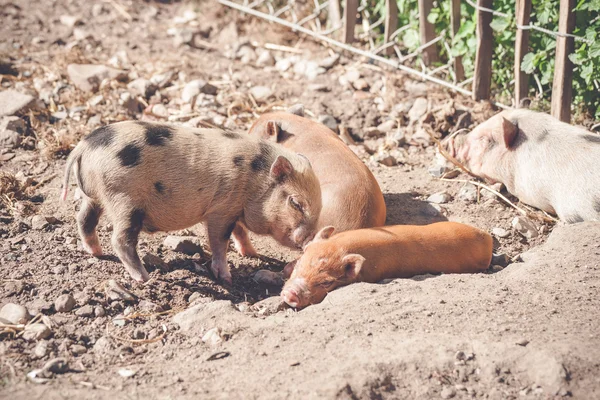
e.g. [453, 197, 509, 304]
[440, 387, 456, 399]
[0, 90, 35, 117]
[0, 303, 31, 324]
[249, 86, 273, 102]
[427, 191, 452, 204]
[318, 54, 339, 69]
[376, 154, 398, 167]
[34, 341, 49, 358]
[67, 64, 127, 93]
[251, 296, 287, 316]
[512, 216, 539, 239]
[94, 305, 106, 317]
[0, 116, 27, 149]
[105, 279, 136, 302]
[138, 300, 163, 313]
[163, 235, 203, 255]
[516, 338, 530, 346]
[71, 344, 87, 355]
[253, 270, 284, 286]
[377, 120, 396, 133]
[318, 114, 338, 132]
[457, 184, 478, 202]
[75, 305, 94, 317]
[59, 15, 80, 28]
[142, 253, 169, 272]
[490, 265, 504, 273]
[118, 368, 137, 378]
[23, 323, 52, 341]
[255, 50, 275, 67]
[492, 228, 510, 238]
[339, 68, 361, 86]
[275, 58, 293, 72]
[149, 104, 168, 118]
[352, 78, 369, 91]
[408, 97, 428, 122]
[54, 294, 76, 313]
[491, 253, 510, 266]
[181, 79, 217, 103]
[127, 78, 157, 99]
[132, 328, 146, 340]
[93, 336, 114, 356]
[455, 351, 466, 361]
[202, 327, 223, 346]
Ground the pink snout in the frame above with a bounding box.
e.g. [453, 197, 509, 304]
[281, 287, 300, 308]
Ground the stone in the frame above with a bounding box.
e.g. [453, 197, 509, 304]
[172, 301, 237, 333]
[256, 50, 275, 67]
[142, 253, 168, 272]
[93, 336, 114, 356]
[253, 270, 284, 286]
[23, 323, 52, 341]
[163, 236, 204, 255]
[94, 305, 106, 317]
[0, 90, 35, 117]
[0, 303, 31, 324]
[303, 62, 325, 80]
[457, 184, 478, 202]
[512, 216, 539, 239]
[202, 327, 223, 346]
[318, 54, 339, 69]
[491, 253, 510, 267]
[54, 294, 76, 313]
[127, 78, 157, 99]
[492, 228, 510, 239]
[131, 329, 145, 340]
[71, 344, 87, 355]
[148, 104, 168, 118]
[352, 78, 369, 91]
[105, 279, 136, 302]
[516, 338, 530, 346]
[188, 292, 203, 304]
[377, 120, 396, 134]
[376, 154, 398, 167]
[31, 215, 48, 230]
[0, 116, 26, 149]
[67, 64, 127, 93]
[182, 79, 217, 104]
[339, 68, 361, 86]
[75, 305, 94, 317]
[249, 86, 273, 102]
[318, 114, 338, 132]
[427, 191, 452, 204]
[440, 386, 456, 399]
[275, 58, 293, 72]
[138, 300, 163, 313]
[237, 45, 256, 64]
[408, 97, 428, 122]
[59, 15, 80, 27]
[251, 296, 287, 316]
[34, 341, 49, 358]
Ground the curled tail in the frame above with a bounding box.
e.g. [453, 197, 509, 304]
[61, 143, 84, 202]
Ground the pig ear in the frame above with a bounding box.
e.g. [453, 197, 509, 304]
[265, 121, 280, 142]
[341, 254, 365, 279]
[286, 104, 304, 117]
[312, 226, 335, 243]
[282, 259, 297, 279]
[498, 117, 518, 148]
[518, 98, 531, 109]
[270, 155, 294, 181]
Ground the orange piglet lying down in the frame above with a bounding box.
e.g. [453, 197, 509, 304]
[281, 222, 493, 309]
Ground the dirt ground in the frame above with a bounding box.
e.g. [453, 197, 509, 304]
[1, 0, 599, 399]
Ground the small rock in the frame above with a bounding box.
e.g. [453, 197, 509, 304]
[253, 270, 284, 286]
[440, 387, 456, 399]
[182, 79, 217, 103]
[118, 368, 137, 378]
[0, 90, 35, 117]
[255, 50, 275, 67]
[71, 344, 87, 355]
[377, 120, 396, 134]
[127, 78, 157, 99]
[188, 292, 203, 304]
[67, 64, 127, 93]
[408, 97, 428, 122]
[0, 116, 27, 149]
[492, 228, 510, 238]
[428, 164, 450, 178]
[251, 296, 287, 316]
[319, 54, 339, 69]
[490, 265, 504, 272]
[376, 154, 398, 167]
[455, 351, 466, 361]
[163, 236, 203, 255]
[131, 328, 145, 340]
[308, 83, 330, 92]
[54, 294, 76, 313]
[249, 86, 273, 102]
[23, 323, 52, 341]
[427, 191, 452, 204]
[516, 338, 530, 346]
[457, 184, 478, 202]
[75, 305, 94, 317]
[512, 216, 539, 239]
[339, 68, 361, 86]
[0, 303, 31, 324]
[34, 341, 49, 358]
[421, 203, 442, 217]
[202, 327, 223, 346]
[148, 104, 168, 118]
[275, 58, 293, 72]
[94, 305, 106, 317]
[59, 15, 80, 28]
[93, 336, 114, 356]
[352, 78, 369, 91]
[142, 253, 168, 272]
[237, 45, 256, 64]
[318, 114, 338, 132]
[138, 300, 163, 313]
[105, 280, 136, 302]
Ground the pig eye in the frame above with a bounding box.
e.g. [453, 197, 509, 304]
[319, 280, 335, 288]
[289, 196, 303, 212]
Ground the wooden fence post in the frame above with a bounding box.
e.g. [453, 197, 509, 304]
[515, 0, 532, 106]
[450, 0, 465, 81]
[343, 0, 358, 44]
[384, 0, 399, 56]
[472, 0, 493, 100]
[328, 0, 342, 30]
[551, 0, 576, 122]
[418, 0, 439, 65]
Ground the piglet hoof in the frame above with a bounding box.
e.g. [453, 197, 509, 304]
[232, 240, 259, 258]
[128, 268, 150, 284]
[82, 237, 103, 257]
[210, 261, 232, 286]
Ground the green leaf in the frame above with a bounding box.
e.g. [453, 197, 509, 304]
[569, 53, 584, 66]
[581, 63, 594, 85]
[589, 43, 600, 58]
[490, 17, 511, 32]
[403, 29, 420, 50]
[427, 11, 439, 24]
[521, 53, 536, 74]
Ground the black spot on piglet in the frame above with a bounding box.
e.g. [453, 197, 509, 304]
[154, 182, 165, 194]
[85, 125, 116, 149]
[128, 209, 145, 235]
[232, 155, 244, 167]
[138, 121, 174, 146]
[251, 142, 272, 172]
[117, 144, 142, 167]
[222, 131, 242, 140]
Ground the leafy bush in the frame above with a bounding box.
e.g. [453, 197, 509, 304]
[361, 0, 600, 119]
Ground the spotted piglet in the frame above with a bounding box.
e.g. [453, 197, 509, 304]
[62, 121, 322, 284]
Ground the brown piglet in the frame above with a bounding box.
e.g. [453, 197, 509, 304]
[247, 107, 386, 234]
[281, 222, 493, 309]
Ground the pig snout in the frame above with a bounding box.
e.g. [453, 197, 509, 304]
[292, 226, 314, 249]
[281, 277, 308, 308]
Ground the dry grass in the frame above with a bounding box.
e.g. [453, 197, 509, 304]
[0, 171, 36, 216]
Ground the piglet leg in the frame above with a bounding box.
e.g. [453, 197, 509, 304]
[76, 197, 104, 256]
[111, 209, 150, 283]
[231, 221, 259, 258]
[206, 217, 236, 285]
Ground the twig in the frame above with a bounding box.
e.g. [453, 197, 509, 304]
[77, 381, 112, 391]
[106, 0, 132, 21]
[264, 43, 303, 54]
[429, 133, 478, 178]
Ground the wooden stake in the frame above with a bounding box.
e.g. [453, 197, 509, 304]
[551, 0, 576, 123]
[418, 0, 439, 65]
[515, 0, 532, 106]
[384, 0, 399, 56]
[450, 0, 465, 81]
[328, 0, 342, 30]
[473, 0, 493, 100]
[343, 0, 358, 44]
